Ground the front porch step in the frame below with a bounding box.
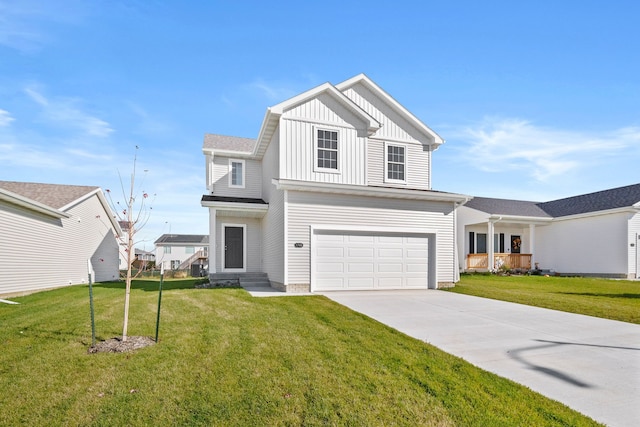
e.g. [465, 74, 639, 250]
[209, 272, 271, 288]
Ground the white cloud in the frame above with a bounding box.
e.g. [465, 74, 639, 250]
[452, 117, 638, 182]
[24, 85, 114, 137]
[0, 0, 90, 52]
[0, 109, 15, 126]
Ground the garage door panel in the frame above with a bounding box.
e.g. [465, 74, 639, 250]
[349, 247, 374, 257]
[378, 248, 403, 258]
[317, 262, 344, 273]
[317, 247, 344, 257]
[378, 262, 403, 273]
[378, 277, 403, 287]
[315, 230, 430, 291]
[347, 277, 375, 287]
[378, 235, 403, 243]
[348, 262, 374, 273]
[407, 249, 428, 258]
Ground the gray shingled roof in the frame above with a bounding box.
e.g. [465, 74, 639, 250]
[203, 134, 256, 152]
[538, 183, 640, 217]
[154, 234, 209, 245]
[464, 197, 551, 218]
[465, 183, 640, 218]
[0, 180, 98, 210]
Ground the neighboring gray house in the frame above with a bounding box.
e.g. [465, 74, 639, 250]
[457, 183, 640, 278]
[154, 234, 208, 271]
[201, 74, 469, 292]
[0, 181, 121, 296]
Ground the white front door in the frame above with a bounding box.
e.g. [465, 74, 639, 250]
[313, 230, 430, 291]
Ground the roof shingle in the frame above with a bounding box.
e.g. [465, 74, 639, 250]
[0, 181, 98, 210]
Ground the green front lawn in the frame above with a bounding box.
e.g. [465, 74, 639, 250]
[1, 279, 601, 426]
[448, 274, 640, 324]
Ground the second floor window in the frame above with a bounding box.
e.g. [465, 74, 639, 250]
[316, 129, 338, 170]
[164, 246, 171, 254]
[185, 246, 195, 254]
[229, 159, 245, 188]
[386, 143, 406, 182]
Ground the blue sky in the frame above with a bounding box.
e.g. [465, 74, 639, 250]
[2, 1, 639, 249]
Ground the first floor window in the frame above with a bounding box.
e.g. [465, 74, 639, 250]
[386, 144, 406, 182]
[171, 260, 180, 270]
[316, 129, 338, 170]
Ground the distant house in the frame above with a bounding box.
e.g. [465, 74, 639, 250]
[154, 234, 208, 272]
[201, 74, 469, 292]
[0, 181, 121, 296]
[134, 248, 155, 269]
[457, 183, 640, 278]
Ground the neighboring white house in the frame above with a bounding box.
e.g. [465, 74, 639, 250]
[154, 234, 208, 272]
[201, 73, 469, 292]
[0, 181, 121, 296]
[457, 183, 640, 278]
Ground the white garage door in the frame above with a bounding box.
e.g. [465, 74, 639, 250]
[313, 230, 429, 291]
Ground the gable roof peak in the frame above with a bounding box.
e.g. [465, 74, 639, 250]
[335, 74, 444, 146]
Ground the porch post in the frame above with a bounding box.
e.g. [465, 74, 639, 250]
[209, 208, 217, 273]
[529, 224, 536, 270]
[487, 221, 494, 271]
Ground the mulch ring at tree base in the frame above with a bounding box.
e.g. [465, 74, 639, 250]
[88, 336, 156, 354]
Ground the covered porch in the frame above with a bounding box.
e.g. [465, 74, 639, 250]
[461, 216, 551, 272]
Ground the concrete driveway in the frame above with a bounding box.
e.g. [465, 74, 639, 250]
[321, 290, 640, 427]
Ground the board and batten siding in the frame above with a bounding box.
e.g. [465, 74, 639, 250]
[628, 212, 640, 278]
[215, 216, 262, 273]
[0, 194, 119, 296]
[280, 93, 368, 186]
[285, 191, 456, 287]
[367, 138, 430, 190]
[211, 156, 262, 198]
[341, 84, 430, 146]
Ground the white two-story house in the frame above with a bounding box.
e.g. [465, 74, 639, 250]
[201, 74, 469, 292]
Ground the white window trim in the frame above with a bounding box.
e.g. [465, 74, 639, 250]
[384, 142, 408, 184]
[228, 159, 246, 188]
[313, 126, 341, 174]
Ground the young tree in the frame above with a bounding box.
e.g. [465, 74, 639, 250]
[105, 146, 154, 342]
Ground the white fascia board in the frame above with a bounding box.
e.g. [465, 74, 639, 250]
[273, 178, 470, 203]
[488, 214, 553, 225]
[335, 73, 444, 146]
[0, 188, 70, 219]
[200, 199, 268, 212]
[201, 147, 254, 158]
[550, 206, 640, 222]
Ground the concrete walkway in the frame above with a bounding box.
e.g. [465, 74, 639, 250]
[321, 290, 640, 427]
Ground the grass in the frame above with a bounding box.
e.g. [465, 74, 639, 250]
[0, 279, 602, 426]
[447, 274, 640, 324]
